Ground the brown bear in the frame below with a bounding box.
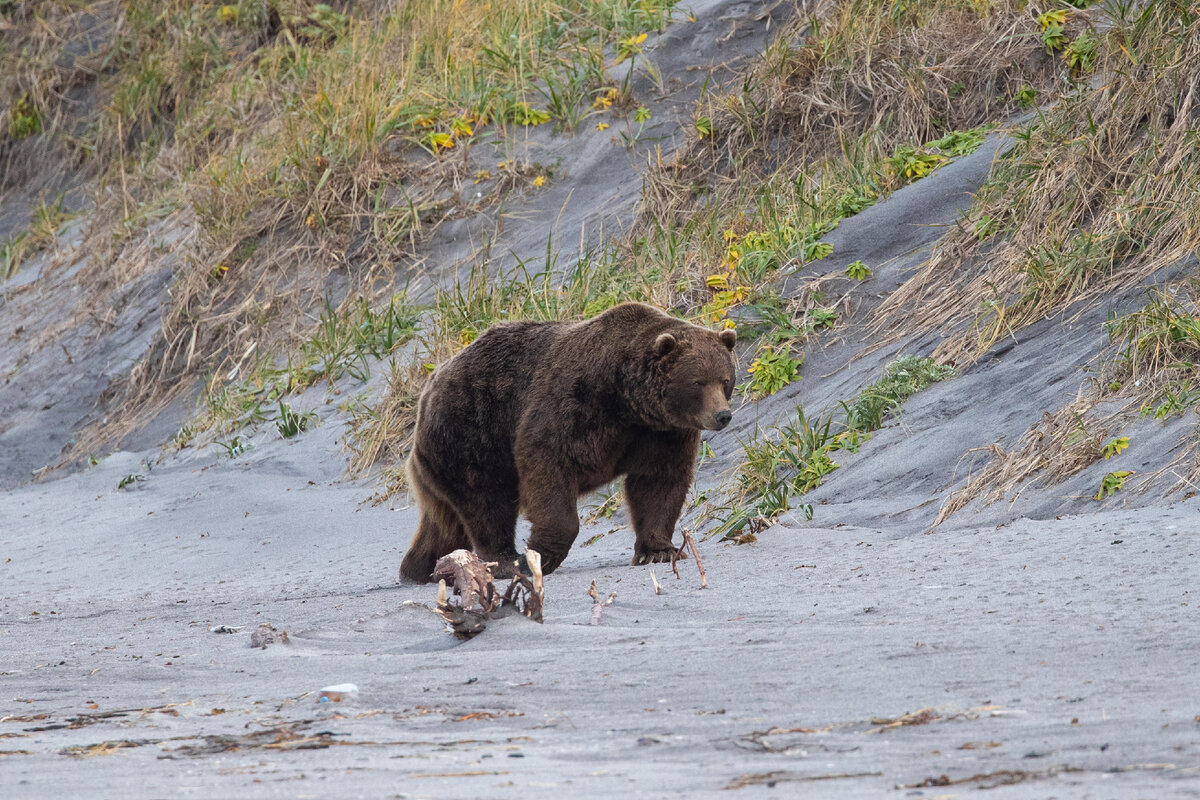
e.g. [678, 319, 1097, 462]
[399, 302, 737, 583]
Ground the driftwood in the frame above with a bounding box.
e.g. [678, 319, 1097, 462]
[588, 580, 616, 625]
[669, 528, 708, 589]
[434, 549, 544, 638]
[682, 528, 708, 589]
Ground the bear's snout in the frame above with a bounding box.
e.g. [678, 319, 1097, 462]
[713, 409, 732, 429]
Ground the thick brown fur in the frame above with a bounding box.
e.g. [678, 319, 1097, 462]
[399, 303, 736, 583]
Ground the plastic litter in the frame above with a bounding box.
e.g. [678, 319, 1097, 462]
[318, 683, 359, 703]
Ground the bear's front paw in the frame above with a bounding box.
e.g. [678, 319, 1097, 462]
[631, 545, 685, 566]
[486, 552, 527, 579]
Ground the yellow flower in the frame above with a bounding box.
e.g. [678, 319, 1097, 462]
[596, 122, 609, 131]
[474, 169, 492, 184]
[305, 214, 317, 229]
[722, 319, 736, 330]
[593, 94, 613, 110]
[533, 175, 546, 188]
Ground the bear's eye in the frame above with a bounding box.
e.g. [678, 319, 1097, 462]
[693, 380, 705, 387]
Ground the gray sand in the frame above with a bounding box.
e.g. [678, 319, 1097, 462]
[3, 435, 1198, 798]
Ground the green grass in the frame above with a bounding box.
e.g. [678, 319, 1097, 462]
[842, 355, 956, 433]
[1103, 285, 1200, 419]
[712, 354, 953, 537]
[184, 291, 419, 443]
[1, 233, 30, 281]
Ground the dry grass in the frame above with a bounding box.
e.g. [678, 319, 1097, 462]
[347, 346, 445, 498]
[651, 0, 1060, 213]
[875, 1, 1200, 366]
[880, 3, 1200, 522]
[935, 271, 1200, 523]
[630, 0, 1067, 332]
[934, 392, 1111, 524]
[7, 0, 679, 466]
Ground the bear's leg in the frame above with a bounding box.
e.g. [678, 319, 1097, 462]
[399, 507, 469, 583]
[625, 471, 690, 565]
[523, 479, 580, 575]
[457, 498, 522, 578]
[399, 451, 471, 584]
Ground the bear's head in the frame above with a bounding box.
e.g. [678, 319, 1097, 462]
[653, 327, 737, 431]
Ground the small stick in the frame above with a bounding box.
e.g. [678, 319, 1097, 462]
[649, 569, 662, 595]
[670, 546, 683, 580]
[682, 529, 707, 589]
[588, 580, 616, 625]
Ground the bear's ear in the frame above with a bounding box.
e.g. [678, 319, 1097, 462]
[654, 332, 677, 356]
[718, 329, 737, 350]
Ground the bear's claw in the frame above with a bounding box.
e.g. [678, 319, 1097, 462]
[632, 547, 685, 566]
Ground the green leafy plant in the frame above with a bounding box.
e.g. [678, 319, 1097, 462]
[1, 232, 30, 280]
[1102, 437, 1129, 459]
[1065, 31, 1099, 73]
[889, 145, 948, 182]
[7, 95, 41, 138]
[584, 482, 624, 524]
[615, 31, 647, 61]
[1041, 22, 1068, 52]
[974, 214, 1000, 241]
[929, 127, 988, 157]
[746, 346, 802, 398]
[275, 402, 316, 439]
[802, 240, 834, 262]
[1103, 288, 1200, 418]
[117, 474, 145, 490]
[845, 260, 872, 280]
[29, 193, 75, 245]
[1095, 470, 1133, 500]
[620, 105, 653, 148]
[715, 409, 838, 537]
[807, 307, 837, 331]
[506, 102, 552, 126]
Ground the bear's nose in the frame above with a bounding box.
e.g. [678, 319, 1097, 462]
[714, 410, 732, 429]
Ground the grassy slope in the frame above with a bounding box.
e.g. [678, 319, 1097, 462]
[1, 0, 1198, 521]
